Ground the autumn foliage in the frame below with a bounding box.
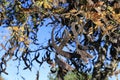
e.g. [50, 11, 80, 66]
[0, 0, 120, 80]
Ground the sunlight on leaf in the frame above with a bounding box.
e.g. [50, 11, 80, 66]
[43, 1, 52, 9]
[93, 20, 103, 26]
[20, 26, 24, 31]
[88, 27, 93, 35]
[112, 13, 120, 23]
[70, 9, 77, 13]
[35, 1, 44, 7]
[12, 26, 19, 31]
[19, 48, 25, 52]
[48, 0, 53, 3]
[18, 37, 24, 42]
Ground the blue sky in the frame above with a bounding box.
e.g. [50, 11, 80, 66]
[0, 21, 52, 80]
[0, 21, 120, 80]
[2, 60, 50, 80]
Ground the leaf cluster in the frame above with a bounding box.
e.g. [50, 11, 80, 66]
[0, 0, 120, 80]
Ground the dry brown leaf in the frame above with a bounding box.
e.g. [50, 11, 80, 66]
[56, 57, 74, 71]
[0, 76, 4, 80]
[10, 46, 17, 53]
[0, 43, 6, 50]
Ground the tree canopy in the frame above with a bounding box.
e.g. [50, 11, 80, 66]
[0, 0, 120, 80]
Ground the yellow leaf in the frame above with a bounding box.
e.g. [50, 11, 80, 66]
[88, 27, 93, 35]
[70, 9, 77, 13]
[93, 20, 103, 26]
[20, 26, 24, 31]
[48, 0, 53, 3]
[53, 8, 64, 13]
[24, 40, 30, 45]
[19, 37, 24, 42]
[13, 26, 19, 31]
[107, 6, 113, 12]
[43, 2, 52, 9]
[112, 13, 120, 23]
[47, 4, 52, 9]
[19, 48, 24, 52]
[78, 20, 83, 24]
[65, 14, 70, 18]
[36, 1, 43, 7]
[107, 25, 113, 31]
